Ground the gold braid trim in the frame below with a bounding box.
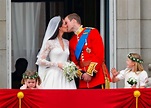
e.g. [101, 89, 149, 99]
[76, 70, 83, 79]
[102, 62, 110, 89]
[86, 62, 98, 76]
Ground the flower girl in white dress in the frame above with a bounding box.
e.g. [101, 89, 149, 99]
[36, 16, 76, 89]
[111, 53, 148, 88]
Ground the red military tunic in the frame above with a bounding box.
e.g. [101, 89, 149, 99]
[69, 27, 105, 88]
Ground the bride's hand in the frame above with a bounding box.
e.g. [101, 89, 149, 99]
[57, 63, 63, 69]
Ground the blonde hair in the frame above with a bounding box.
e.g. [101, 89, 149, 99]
[128, 53, 144, 72]
[21, 70, 41, 85]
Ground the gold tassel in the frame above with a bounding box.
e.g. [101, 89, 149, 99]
[133, 90, 141, 108]
[102, 62, 110, 89]
[17, 91, 24, 108]
[105, 76, 110, 89]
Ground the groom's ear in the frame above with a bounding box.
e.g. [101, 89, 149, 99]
[72, 18, 77, 23]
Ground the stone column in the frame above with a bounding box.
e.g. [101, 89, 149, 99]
[116, 0, 141, 88]
[0, 0, 7, 88]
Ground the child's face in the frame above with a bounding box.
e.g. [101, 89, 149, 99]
[126, 58, 135, 68]
[26, 79, 36, 89]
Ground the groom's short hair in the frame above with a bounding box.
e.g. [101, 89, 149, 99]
[67, 13, 81, 24]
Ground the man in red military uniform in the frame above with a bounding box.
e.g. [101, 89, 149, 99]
[65, 13, 110, 89]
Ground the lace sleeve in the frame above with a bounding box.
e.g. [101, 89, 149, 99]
[36, 40, 57, 67]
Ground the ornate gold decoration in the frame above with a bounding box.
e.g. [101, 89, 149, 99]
[86, 62, 98, 76]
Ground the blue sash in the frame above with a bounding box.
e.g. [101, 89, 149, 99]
[75, 28, 91, 60]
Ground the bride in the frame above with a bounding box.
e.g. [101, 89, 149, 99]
[36, 16, 76, 89]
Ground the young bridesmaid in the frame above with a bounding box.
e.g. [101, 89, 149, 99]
[20, 70, 42, 89]
[111, 53, 148, 88]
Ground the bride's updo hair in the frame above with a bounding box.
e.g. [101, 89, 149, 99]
[49, 19, 63, 40]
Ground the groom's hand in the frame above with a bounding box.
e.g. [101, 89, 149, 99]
[82, 73, 92, 82]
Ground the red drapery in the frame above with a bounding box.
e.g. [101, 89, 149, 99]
[0, 88, 151, 108]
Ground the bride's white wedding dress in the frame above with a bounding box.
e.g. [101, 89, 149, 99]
[36, 38, 76, 89]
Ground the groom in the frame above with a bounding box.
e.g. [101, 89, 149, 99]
[64, 13, 110, 89]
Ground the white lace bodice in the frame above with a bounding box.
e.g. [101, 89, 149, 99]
[35, 37, 76, 89]
[36, 38, 69, 67]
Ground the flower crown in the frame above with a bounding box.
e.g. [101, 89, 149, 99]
[23, 72, 39, 79]
[127, 53, 143, 64]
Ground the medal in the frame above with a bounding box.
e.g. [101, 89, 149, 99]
[86, 47, 91, 53]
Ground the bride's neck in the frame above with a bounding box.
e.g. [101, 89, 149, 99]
[57, 33, 63, 40]
[57, 36, 63, 41]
